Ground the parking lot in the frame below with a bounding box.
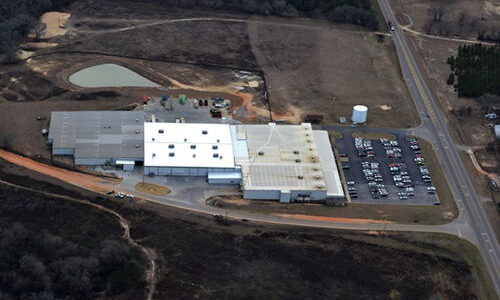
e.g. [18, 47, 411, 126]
[336, 132, 439, 205]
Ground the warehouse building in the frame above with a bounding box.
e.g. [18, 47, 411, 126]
[143, 122, 344, 203]
[143, 122, 241, 178]
[48, 110, 344, 202]
[235, 123, 344, 203]
[48, 111, 144, 168]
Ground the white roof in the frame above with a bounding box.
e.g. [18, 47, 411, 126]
[313, 131, 344, 197]
[238, 123, 328, 191]
[144, 122, 235, 168]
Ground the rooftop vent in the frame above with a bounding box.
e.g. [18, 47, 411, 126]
[152, 153, 156, 157]
[135, 144, 140, 148]
[184, 138, 187, 142]
[298, 175, 304, 180]
[258, 151, 264, 156]
[202, 130, 208, 135]
[152, 138, 155, 141]
[159, 129, 164, 134]
[168, 144, 174, 149]
[169, 152, 175, 157]
[293, 150, 300, 154]
[305, 133, 309, 137]
[315, 175, 321, 180]
[136, 118, 140, 122]
[193, 154, 196, 158]
[213, 153, 219, 158]
[212, 145, 218, 150]
[135, 130, 141, 134]
[295, 159, 301, 163]
[217, 139, 220, 143]
[190, 145, 196, 149]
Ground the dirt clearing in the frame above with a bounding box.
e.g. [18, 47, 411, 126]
[40, 12, 71, 39]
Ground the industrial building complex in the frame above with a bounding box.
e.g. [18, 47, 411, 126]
[49, 111, 344, 203]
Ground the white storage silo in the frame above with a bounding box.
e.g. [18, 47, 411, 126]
[351, 105, 368, 123]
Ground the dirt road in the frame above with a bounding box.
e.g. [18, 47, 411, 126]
[0, 149, 118, 193]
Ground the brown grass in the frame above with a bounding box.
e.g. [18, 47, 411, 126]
[248, 19, 418, 128]
[135, 182, 171, 196]
[352, 131, 396, 140]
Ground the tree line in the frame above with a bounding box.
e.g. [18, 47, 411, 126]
[0, 0, 73, 60]
[447, 44, 500, 98]
[0, 222, 146, 299]
[424, 3, 500, 43]
[156, 0, 379, 29]
[0, 0, 379, 60]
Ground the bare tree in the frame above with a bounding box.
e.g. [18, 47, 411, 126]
[428, 3, 447, 23]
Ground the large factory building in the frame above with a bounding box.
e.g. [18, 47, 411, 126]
[143, 122, 344, 203]
[48, 111, 344, 203]
[48, 111, 144, 168]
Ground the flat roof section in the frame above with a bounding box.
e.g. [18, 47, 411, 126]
[48, 111, 144, 159]
[239, 123, 328, 191]
[144, 122, 235, 168]
[313, 131, 345, 198]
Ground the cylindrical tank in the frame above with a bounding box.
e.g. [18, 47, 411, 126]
[351, 105, 368, 123]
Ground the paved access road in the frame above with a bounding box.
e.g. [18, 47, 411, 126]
[377, 0, 500, 295]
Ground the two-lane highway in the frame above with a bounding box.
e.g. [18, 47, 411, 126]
[377, 0, 500, 296]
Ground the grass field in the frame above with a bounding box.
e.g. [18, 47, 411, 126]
[135, 182, 170, 196]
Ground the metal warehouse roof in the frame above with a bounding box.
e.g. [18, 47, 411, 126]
[48, 111, 144, 159]
[313, 130, 345, 198]
[144, 122, 235, 168]
[238, 123, 328, 191]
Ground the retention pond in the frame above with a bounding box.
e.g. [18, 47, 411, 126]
[69, 63, 160, 88]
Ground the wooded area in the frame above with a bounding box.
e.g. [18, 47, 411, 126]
[0, 184, 147, 299]
[447, 44, 500, 98]
[424, 3, 500, 43]
[0, 0, 73, 59]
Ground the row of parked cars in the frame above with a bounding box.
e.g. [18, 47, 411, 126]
[381, 138, 402, 159]
[361, 161, 388, 198]
[389, 162, 414, 200]
[354, 137, 375, 158]
[409, 138, 437, 194]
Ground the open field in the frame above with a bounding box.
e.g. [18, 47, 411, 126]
[248, 19, 418, 127]
[0, 159, 495, 300]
